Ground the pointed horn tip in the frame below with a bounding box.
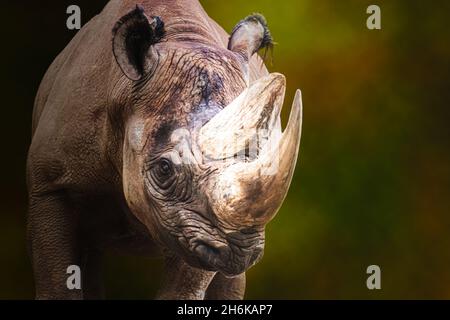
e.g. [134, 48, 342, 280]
[295, 89, 303, 122]
[283, 89, 302, 133]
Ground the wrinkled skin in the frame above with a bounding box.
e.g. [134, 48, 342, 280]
[27, 0, 301, 300]
[122, 42, 264, 277]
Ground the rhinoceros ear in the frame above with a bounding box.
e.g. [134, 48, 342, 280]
[228, 14, 273, 62]
[112, 5, 165, 81]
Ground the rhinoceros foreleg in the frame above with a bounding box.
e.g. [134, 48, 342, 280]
[205, 273, 246, 300]
[27, 192, 83, 299]
[156, 255, 216, 300]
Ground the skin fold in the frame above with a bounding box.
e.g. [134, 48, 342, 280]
[27, 0, 301, 300]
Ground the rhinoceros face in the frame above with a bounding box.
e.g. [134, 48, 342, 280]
[113, 6, 302, 276]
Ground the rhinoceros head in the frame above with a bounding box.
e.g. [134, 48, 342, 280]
[112, 6, 302, 276]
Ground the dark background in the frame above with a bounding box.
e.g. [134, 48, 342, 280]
[1, 0, 449, 299]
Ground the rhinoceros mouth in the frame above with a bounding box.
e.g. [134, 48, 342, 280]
[151, 205, 263, 275]
[169, 212, 265, 275]
[186, 237, 264, 276]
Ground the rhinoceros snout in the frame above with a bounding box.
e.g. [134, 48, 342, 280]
[190, 233, 265, 276]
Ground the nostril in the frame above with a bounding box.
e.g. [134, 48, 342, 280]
[240, 227, 258, 235]
[195, 241, 225, 258]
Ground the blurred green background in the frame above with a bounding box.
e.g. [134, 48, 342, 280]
[1, 0, 449, 299]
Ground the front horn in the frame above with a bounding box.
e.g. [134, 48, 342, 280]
[202, 75, 303, 227]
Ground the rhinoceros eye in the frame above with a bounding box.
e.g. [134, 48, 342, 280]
[155, 158, 173, 179]
[148, 158, 177, 198]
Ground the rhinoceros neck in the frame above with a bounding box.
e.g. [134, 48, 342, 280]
[118, 0, 227, 47]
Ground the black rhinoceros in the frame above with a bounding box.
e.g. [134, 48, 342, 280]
[27, 0, 302, 299]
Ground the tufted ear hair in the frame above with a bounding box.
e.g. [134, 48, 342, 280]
[228, 13, 273, 62]
[112, 5, 165, 81]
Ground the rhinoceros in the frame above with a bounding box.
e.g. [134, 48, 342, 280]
[27, 0, 302, 299]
